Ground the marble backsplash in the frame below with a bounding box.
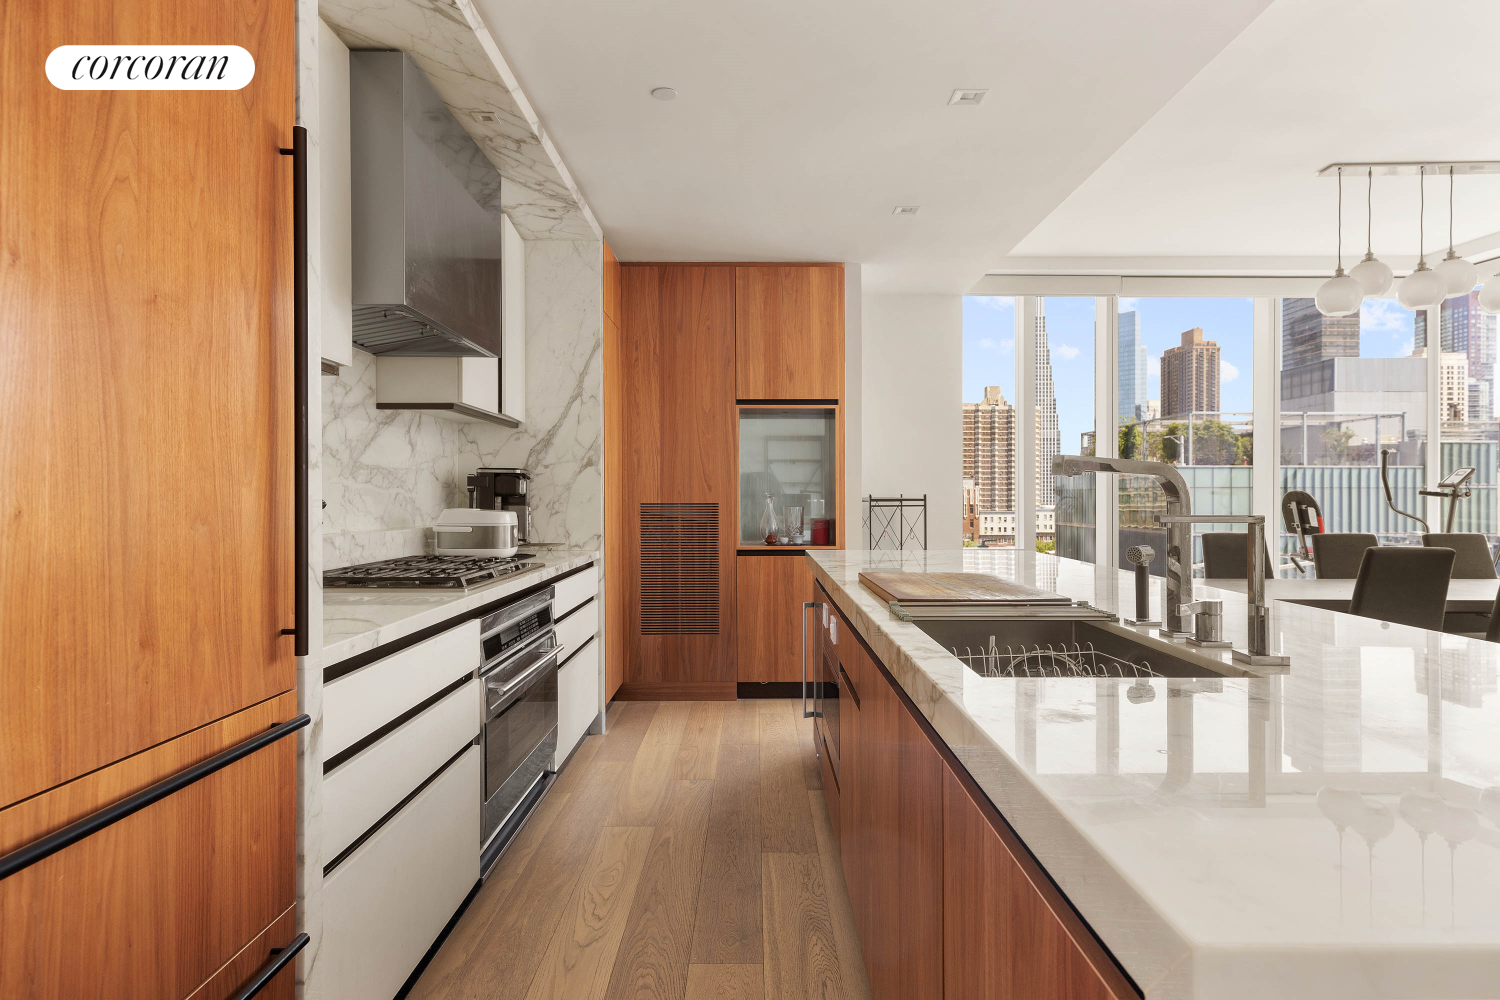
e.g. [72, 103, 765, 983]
[322, 239, 603, 569]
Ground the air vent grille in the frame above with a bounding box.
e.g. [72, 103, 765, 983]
[639, 503, 719, 635]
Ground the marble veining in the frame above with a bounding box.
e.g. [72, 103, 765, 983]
[319, 0, 598, 241]
[324, 548, 597, 665]
[321, 240, 603, 568]
[810, 549, 1500, 1000]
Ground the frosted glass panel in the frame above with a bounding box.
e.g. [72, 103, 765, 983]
[739, 408, 837, 545]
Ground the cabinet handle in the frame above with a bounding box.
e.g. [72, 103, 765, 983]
[0, 715, 310, 881]
[839, 663, 860, 710]
[278, 125, 309, 657]
[801, 601, 823, 719]
[228, 932, 310, 1000]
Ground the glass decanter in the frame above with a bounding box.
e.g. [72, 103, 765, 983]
[760, 493, 780, 545]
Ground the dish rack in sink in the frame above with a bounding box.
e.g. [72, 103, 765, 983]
[951, 637, 1162, 679]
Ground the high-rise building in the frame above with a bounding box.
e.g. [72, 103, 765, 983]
[1416, 290, 1498, 389]
[1034, 304, 1060, 506]
[1117, 310, 1148, 422]
[962, 386, 1015, 515]
[1160, 327, 1220, 418]
[1412, 346, 1470, 423]
[1469, 378, 1493, 423]
[1282, 297, 1360, 370]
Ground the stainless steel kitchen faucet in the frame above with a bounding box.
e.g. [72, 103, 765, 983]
[1052, 455, 1289, 666]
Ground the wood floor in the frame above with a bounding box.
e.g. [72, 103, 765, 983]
[409, 700, 872, 1000]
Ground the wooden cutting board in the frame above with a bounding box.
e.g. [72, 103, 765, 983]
[858, 572, 1072, 606]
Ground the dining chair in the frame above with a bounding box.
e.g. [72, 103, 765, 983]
[1422, 533, 1497, 579]
[1348, 547, 1454, 632]
[1201, 531, 1273, 579]
[1310, 532, 1379, 580]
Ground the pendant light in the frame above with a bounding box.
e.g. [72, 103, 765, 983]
[1479, 266, 1500, 314]
[1315, 167, 1364, 317]
[1397, 166, 1448, 310]
[1434, 166, 1478, 296]
[1349, 168, 1393, 295]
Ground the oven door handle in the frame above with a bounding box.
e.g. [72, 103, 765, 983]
[802, 602, 823, 719]
[485, 645, 562, 721]
[480, 627, 556, 676]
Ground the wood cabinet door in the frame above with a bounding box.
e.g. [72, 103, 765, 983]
[0, 0, 297, 805]
[615, 265, 738, 697]
[0, 699, 298, 1000]
[736, 554, 815, 682]
[896, 696, 944, 1000]
[943, 768, 1125, 1000]
[735, 265, 844, 401]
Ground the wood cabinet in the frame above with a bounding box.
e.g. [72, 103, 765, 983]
[1, 0, 297, 807]
[736, 265, 845, 400]
[0, 698, 299, 1000]
[614, 265, 739, 699]
[735, 554, 815, 682]
[944, 768, 1129, 1000]
[836, 630, 1132, 1000]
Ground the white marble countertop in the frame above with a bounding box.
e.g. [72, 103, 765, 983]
[322, 548, 598, 666]
[809, 549, 1500, 1000]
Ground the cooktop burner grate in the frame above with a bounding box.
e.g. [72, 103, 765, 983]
[324, 553, 540, 590]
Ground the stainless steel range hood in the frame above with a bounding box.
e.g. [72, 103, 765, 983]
[349, 51, 502, 357]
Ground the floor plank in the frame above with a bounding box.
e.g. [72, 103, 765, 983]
[674, 702, 724, 780]
[720, 699, 761, 745]
[409, 761, 627, 1000]
[684, 964, 764, 1000]
[554, 733, 603, 794]
[763, 853, 846, 1000]
[688, 743, 763, 964]
[601, 780, 715, 1000]
[523, 826, 654, 1000]
[605, 738, 681, 827]
[808, 790, 872, 1000]
[643, 701, 694, 747]
[797, 712, 822, 791]
[759, 701, 818, 854]
[595, 702, 660, 762]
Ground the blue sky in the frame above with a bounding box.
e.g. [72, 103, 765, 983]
[962, 296, 1418, 455]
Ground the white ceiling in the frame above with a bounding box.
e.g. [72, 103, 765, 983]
[473, 0, 1272, 292]
[1006, 0, 1500, 276]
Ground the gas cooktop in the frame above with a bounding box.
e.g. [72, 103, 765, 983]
[323, 553, 540, 590]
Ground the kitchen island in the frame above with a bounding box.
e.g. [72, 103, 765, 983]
[809, 548, 1500, 1000]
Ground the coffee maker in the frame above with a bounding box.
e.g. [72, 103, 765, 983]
[467, 468, 534, 544]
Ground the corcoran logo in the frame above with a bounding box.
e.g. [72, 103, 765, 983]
[46, 45, 255, 90]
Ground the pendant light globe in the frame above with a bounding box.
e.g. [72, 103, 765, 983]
[1398, 262, 1447, 310]
[1349, 252, 1394, 296]
[1315, 269, 1364, 317]
[1434, 251, 1478, 297]
[1478, 272, 1500, 315]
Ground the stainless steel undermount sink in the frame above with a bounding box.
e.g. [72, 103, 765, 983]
[913, 617, 1238, 681]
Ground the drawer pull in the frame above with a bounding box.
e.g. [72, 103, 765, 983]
[0, 714, 310, 881]
[229, 932, 310, 1000]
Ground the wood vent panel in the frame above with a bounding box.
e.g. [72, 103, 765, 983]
[639, 503, 720, 635]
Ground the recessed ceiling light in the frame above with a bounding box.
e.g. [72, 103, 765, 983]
[948, 89, 988, 106]
[892, 206, 920, 216]
[651, 87, 677, 101]
[472, 111, 498, 123]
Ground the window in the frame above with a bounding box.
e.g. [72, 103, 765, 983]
[1435, 291, 1498, 549]
[1042, 297, 1096, 562]
[961, 296, 1016, 547]
[1278, 296, 1426, 564]
[1116, 298, 1254, 575]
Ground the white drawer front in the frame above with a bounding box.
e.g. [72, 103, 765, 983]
[324, 619, 479, 759]
[554, 598, 597, 660]
[556, 638, 599, 767]
[323, 678, 480, 866]
[552, 566, 598, 617]
[320, 746, 480, 1000]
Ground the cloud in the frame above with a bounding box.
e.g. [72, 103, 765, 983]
[1398, 338, 1413, 356]
[1221, 359, 1239, 382]
[1361, 298, 1409, 333]
[979, 337, 995, 349]
[1055, 344, 1080, 360]
[999, 338, 1014, 354]
[1118, 297, 1140, 312]
[973, 296, 1012, 312]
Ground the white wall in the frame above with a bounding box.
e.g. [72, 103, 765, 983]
[860, 293, 963, 550]
[843, 263, 863, 547]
